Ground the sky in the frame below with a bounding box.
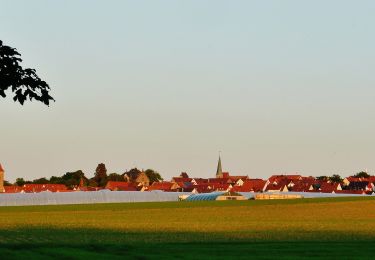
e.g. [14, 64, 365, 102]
[1, 0, 375, 182]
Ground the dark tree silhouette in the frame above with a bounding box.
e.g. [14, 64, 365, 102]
[0, 40, 54, 105]
[353, 171, 370, 178]
[145, 169, 163, 184]
[93, 163, 108, 187]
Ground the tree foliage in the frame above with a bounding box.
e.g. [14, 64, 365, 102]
[353, 171, 370, 178]
[0, 40, 54, 105]
[108, 173, 124, 182]
[93, 163, 108, 187]
[50, 170, 88, 189]
[329, 174, 343, 183]
[32, 177, 49, 184]
[145, 169, 163, 184]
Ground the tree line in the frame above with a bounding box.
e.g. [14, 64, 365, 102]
[316, 171, 370, 183]
[7, 163, 163, 189]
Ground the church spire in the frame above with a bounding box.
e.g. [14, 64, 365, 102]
[216, 154, 223, 178]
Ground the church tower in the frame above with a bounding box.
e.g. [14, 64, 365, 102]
[0, 164, 4, 192]
[216, 156, 223, 178]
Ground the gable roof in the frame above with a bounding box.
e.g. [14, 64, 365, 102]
[232, 179, 266, 192]
[147, 181, 174, 191]
[22, 184, 68, 193]
[105, 181, 135, 191]
[320, 182, 341, 193]
[265, 178, 290, 191]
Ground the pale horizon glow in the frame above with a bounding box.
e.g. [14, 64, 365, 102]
[1, 0, 375, 182]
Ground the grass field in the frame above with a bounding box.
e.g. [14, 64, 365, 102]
[0, 196, 374, 259]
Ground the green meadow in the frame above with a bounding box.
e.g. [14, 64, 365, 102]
[0, 196, 374, 259]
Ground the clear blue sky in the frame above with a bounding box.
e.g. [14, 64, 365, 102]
[1, 0, 375, 181]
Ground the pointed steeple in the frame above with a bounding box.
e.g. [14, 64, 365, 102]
[216, 155, 223, 178]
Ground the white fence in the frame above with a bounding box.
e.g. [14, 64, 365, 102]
[0, 190, 191, 206]
[0, 190, 372, 206]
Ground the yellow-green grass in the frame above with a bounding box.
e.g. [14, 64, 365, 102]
[0, 196, 374, 259]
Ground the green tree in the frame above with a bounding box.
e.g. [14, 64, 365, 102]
[15, 178, 26, 186]
[0, 40, 54, 105]
[316, 176, 328, 181]
[32, 177, 49, 184]
[108, 173, 124, 182]
[49, 176, 64, 184]
[93, 163, 108, 187]
[62, 170, 87, 188]
[145, 169, 163, 184]
[353, 171, 370, 178]
[329, 174, 343, 183]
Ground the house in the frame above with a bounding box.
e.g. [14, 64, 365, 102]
[21, 184, 68, 193]
[290, 182, 314, 192]
[191, 178, 209, 185]
[207, 178, 231, 184]
[171, 177, 193, 183]
[191, 184, 213, 193]
[290, 178, 315, 192]
[267, 174, 302, 184]
[232, 179, 266, 192]
[264, 181, 289, 192]
[123, 168, 150, 187]
[147, 181, 174, 191]
[343, 177, 362, 186]
[172, 181, 193, 192]
[319, 182, 342, 193]
[228, 176, 248, 186]
[105, 181, 137, 191]
[347, 181, 374, 192]
[4, 185, 23, 193]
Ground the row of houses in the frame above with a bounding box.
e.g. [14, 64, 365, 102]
[1, 160, 375, 195]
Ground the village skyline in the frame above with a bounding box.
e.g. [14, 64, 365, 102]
[2, 1, 375, 184]
[0, 157, 373, 184]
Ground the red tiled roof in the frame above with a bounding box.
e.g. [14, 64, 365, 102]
[77, 186, 103, 191]
[320, 182, 341, 193]
[192, 178, 209, 184]
[4, 186, 22, 193]
[265, 179, 289, 191]
[147, 181, 174, 191]
[222, 172, 230, 178]
[232, 179, 266, 192]
[346, 177, 362, 183]
[0, 164, 4, 172]
[171, 177, 192, 183]
[207, 178, 230, 184]
[210, 183, 231, 191]
[22, 184, 68, 193]
[268, 174, 302, 184]
[105, 181, 135, 191]
[229, 176, 248, 181]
